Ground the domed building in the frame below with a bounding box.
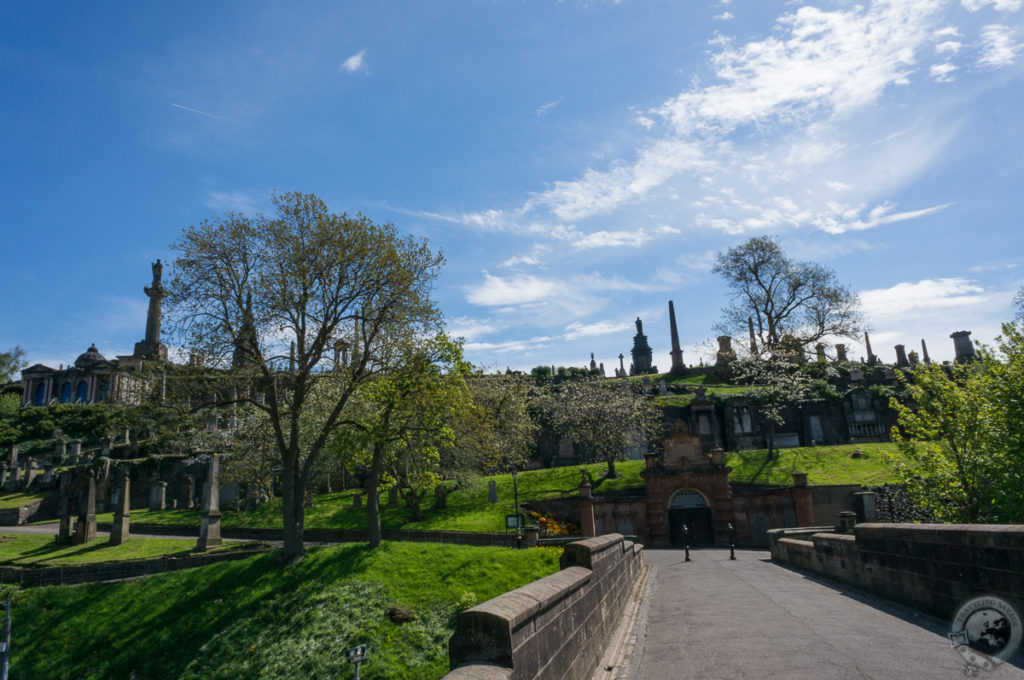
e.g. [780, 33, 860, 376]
[20, 261, 168, 406]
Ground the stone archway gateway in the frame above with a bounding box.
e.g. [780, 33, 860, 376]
[668, 489, 714, 547]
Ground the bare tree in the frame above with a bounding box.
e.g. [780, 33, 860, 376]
[713, 236, 863, 353]
[165, 192, 443, 560]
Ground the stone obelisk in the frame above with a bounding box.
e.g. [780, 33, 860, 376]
[668, 301, 685, 375]
[196, 454, 223, 551]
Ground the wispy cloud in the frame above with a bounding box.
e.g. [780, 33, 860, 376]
[536, 97, 563, 116]
[169, 102, 235, 123]
[962, 0, 1022, 12]
[978, 25, 1021, 67]
[968, 261, 1018, 272]
[204, 189, 266, 214]
[341, 49, 368, 74]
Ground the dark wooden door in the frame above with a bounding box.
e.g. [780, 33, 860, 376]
[669, 507, 714, 547]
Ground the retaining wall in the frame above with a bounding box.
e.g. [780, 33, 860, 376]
[443, 533, 644, 680]
[769, 523, 1024, 619]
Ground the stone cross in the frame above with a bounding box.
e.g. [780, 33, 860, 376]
[196, 455, 223, 551]
[72, 473, 98, 545]
[109, 471, 131, 546]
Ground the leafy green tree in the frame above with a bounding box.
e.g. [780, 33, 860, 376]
[886, 322, 1024, 523]
[713, 236, 863, 353]
[165, 192, 444, 559]
[448, 372, 539, 475]
[334, 335, 469, 547]
[0, 346, 27, 383]
[545, 378, 661, 479]
[732, 348, 811, 460]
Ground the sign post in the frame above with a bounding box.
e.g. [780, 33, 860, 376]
[347, 644, 367, 679]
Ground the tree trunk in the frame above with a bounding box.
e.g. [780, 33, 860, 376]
[281, 462, 306, 560]
[367, 447, 384, 548]
[607, 458, 618, 479]
[767, 420, 776, 461]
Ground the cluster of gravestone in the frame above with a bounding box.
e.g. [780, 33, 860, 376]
[3, 441, 224, 553]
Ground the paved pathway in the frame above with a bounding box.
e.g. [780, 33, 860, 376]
[628, 549, 1024, 680]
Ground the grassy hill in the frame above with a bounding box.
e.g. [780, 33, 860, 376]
[87, 442, 904, 533]
[4, 541, 560, 680]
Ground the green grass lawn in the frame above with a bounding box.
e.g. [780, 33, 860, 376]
[91, 443, 905, 533]
[725, 442, 904, 486]
[0, 533, 246, 567]
[0, 491, 48, 510]
[4, 541, 561, 680]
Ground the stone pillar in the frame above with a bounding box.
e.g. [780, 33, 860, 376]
[6, 446, 19, 491]
[864, 332, 876, 364]
[0, 464, 6, 489]
[921, 338, 932, 364]
[668, 300, 685, 375]
[196, 454, 223, 551]
[68, 439, 81, 465]
[835, 510, 857, 534]
[792, 472, 813, 527]
[42, 462, 54, 484]
[578, 478, 595, 538]
[908, 350, 920, 367]
[150, 481, 167, 511]
[951, 330, 975, 363]
[72, 474, 98, 545]
[853, 491, 878, 522]
[523, 525, 540, 547]
[55, 473, 75, 545]
[894, 344, 909, 368]
[835, 344, 847, 362]
[815, 343, 826, 363]
[109, 471, 131, 546]
[182, 475, 195, 509]
[487, 480, 498, 504]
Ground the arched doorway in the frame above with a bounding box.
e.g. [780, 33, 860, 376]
[668, 489, 714, 547]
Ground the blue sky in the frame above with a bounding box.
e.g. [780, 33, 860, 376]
[2, 0, 1022, 373]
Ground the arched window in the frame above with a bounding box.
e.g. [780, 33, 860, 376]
[60, 382, 72, 403]
[34, 383, 47, 406]
[669, 489, 709, 509]
[76, 381, 89, 403]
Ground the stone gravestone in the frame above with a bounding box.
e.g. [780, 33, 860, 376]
[42, 462, 54, 485]
[0, 464, 7, 489]
[150, 481, 167, 511]
[72, 473, 98, 545]
[196, 455, 223, 552]
[182, 475, 195, 509]
[6, 446, 19, 491]
[488, 480, 498, 504]
[658, 379, 668, 396]
[353, 492, 362, 509]
[109, 471, 131, 546]
[21, 459, 38, 491]
[387, 486, 399, 508]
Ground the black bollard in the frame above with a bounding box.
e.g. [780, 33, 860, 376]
[728, 522, 736, 560]
[683, 524, 691, 562]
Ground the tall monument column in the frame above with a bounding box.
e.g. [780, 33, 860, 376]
[133, 260, 168, 361]
[668, 301, 685, 375]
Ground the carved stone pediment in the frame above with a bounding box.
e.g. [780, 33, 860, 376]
[662, 421, 707, 468]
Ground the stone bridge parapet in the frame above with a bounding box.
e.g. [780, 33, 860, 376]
[444, 533, 644, 680]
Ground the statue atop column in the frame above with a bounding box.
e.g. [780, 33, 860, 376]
[133, 260, 169, 361]
[630, 317, 654, 375]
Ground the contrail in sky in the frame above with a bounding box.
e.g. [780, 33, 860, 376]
[169, 102, 235, 123]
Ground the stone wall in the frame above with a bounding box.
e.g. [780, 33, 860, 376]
[444, 533, 644, 680]
[769, 523, 1024, 619]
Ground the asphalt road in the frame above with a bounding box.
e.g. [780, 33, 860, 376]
[628, 548, 1024, 680]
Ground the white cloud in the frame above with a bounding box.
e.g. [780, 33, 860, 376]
[203, 189, 265, 214]
[447, 316, 498, 341]
[978, 25, 1021, 67]
[814, 201, 952, 234]
[563, 320, 631, 340]
[341, 49, 367, 73]
[962, 0, 1022, 11]
[501, 254, 542, 268]
[465, 272, 557, 306]
[968, 261, 1019, 272]
[536, 98, 563, 116]
[935, 40, 963, 54]
[716, 12, 734, 20]
[930, 62, 959, 81]
[861, 277, 990, 321]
